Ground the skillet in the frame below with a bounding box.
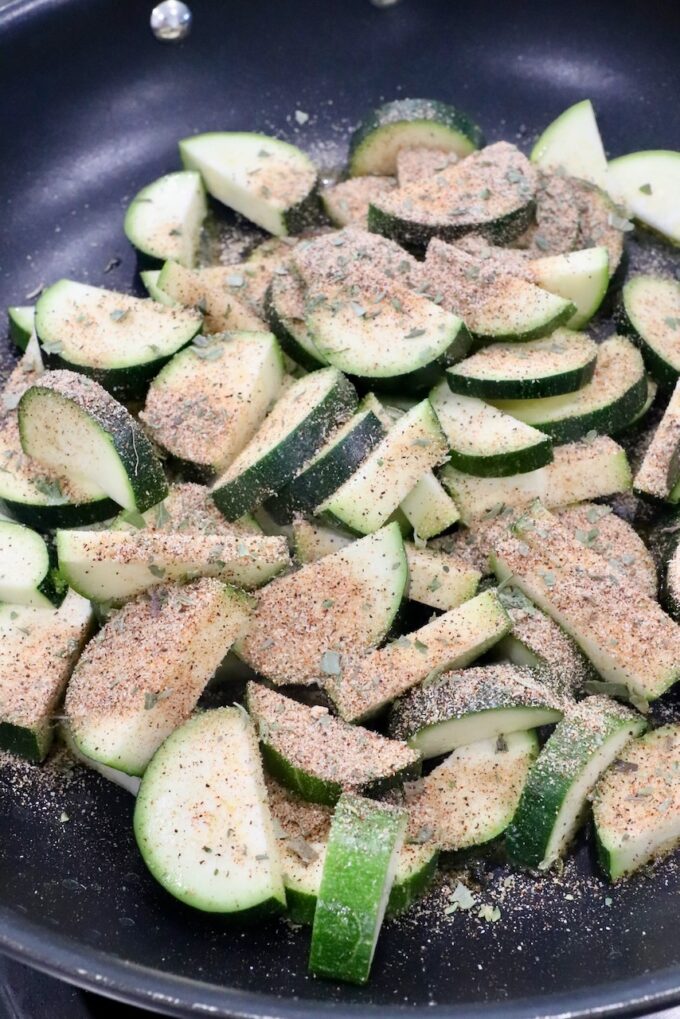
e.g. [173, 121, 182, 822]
[0, 0, 679, 1015]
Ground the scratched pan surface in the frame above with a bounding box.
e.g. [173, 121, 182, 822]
[1, 0, 680, 1015]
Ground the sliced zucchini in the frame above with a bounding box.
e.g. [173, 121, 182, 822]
[617, 275, 680, 388]
[8, 306, 34, 351]
[593, 724, 680, 881]
[317, 399, 448, 534]
[608, 150, 680, 246]
[405, 731, 538, 851]
[141, 330, 284, 480]
[321, 176, 396, 227]
[157, 261, 266, 334]
[400, 471, 460, 539]
[0, 591, 92, 761]
[139, 269, 177, 306]
[124, 170, 207, 268]
[667, 544, 680, 621]
[492, 336, 647, 443]
[441, 435, 631, 524]
[506, 697, 646, 870]
[19, 370, 168, 513]
[237, 523, 407, 686]
[389, 664, 563, 758]
[531, 99, 608, 189]
[56, 528, 289, 602]
[634, 381, 680, 501]
[430, 380, 553, 477]
[491, 506, 680, 702]
[530, 247, 609, 329]
[66, 579, 251, 775]
[211, 367, 356, 521]
[265, 407, 385, 523]
[396, 146, 460, 187]
[0, 519, 64, 607]
[513, 171, 582, 256]
[495, 585, 592, 696]
[134, 707, 285, 915]
[309, 793, 406, 985]
[246, 683, 420, 806]
[387, 842, 440, 917]
[325, 589, 511, 722]
[423, 239, 575, 342]
[292, 519, 353, 563]
[63, 724, 142, 795]
[179, 131, 319, 236]
[114, 482, 261, 537]
[264, 271, 329, 371]
[0, 412, 117, 529]
[34, 280, 202, 400]
[368, 142, 536, 248]
[572, 179, 626, 277]
[348, 98, 483, 177]
[446, 330, 598, 400]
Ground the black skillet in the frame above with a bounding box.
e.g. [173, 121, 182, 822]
[1, 0, 680, 1015]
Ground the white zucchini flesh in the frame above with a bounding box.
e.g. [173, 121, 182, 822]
[124, 171, 207, 268]
[400, 471, 460, 538]
[34, 280, 202, 370]
[140, 270, 177, 306]
[134, 708, 285, 913]
[530, 247, 609, 329]
[157, 262, 266, 334]
[608, 151, 680, 245]
[0, 519, 57, 607]
[63, 725, 142, 796]
[531, 99, 609, 189]
[179, 132, 317, 236]
[634, 380, 680, 500]
[56, 528, 289, 602]
[66, 579, 252, 775]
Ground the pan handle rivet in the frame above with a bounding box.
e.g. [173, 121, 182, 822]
[150, 0, 192, 41]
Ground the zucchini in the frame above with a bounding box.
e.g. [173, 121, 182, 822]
[530, 247, 610, 329]
[608, 150, 680, 246]
[400, 471, 460, 539]
[0, 518, 65, 607]
[389, 664, 563, 758]
[492, 336, 647, 443]
[423, 239, 575, 342]
[396, 146, 460, 187]
[446, 330, 598, 400]
[0, 591, 92, 761]
[141, 330, 284, 480]
[441, 435, 631, 524]
[593, 724, 680, 880]
[572, 179, 626, 277]
[265, 407, 385, 523]
[617, 275, 680, 388]
[246, 683, 420, 806]
[237, 523, 407, 686]
[179, 131, 319, 236]
[634, 381, 680, 501]
[292, 519, 480, 612]
[517, 171, 581, 256]
[309, 793, 407, 985]
[430, 380, 553, 477]
[139, 269, 177, 306]
[34, 280, 203, 400]
[134, 708, 285, 915]
[211, 367, 356, 521]
[157, 261, 266, 334]
[19, 370, 168, 513]
[667, 544, 680, 621]
[114, 482, 262, 538]
[405, 730, 538, 851]
[506, 697, 646, 870]
[124, 170, 207, 268]
[317, 398, 448, 534]
[264, 271, 329, 371]
[491, 505, 680, 702]
[325, 589, 511, 722]
[66, 579, 252, 775]
[531, 100, 608, 189]
[321, 176, 396, 228]
[63, 724, 142, 795]
[8, 306, 34, 351]
[56, 528, 289, 602]
[348, 98, 483, 176]
[368, 142, 536, 248]
[0, 411, 117, 529]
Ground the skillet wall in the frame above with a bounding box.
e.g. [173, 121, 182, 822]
[0, 0, 680, 1016]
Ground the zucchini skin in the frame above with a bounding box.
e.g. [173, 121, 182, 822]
[0, 494, 119, 531]
[446, 436, 553, 479]
[367, 199, 535, 252]
[447, 358, 597, 400]
[265, 410, 385, 523]
[0, 720, 48, 763]
[385, 848, 439, 917]
[615, 294, 678, 390]
[524, 373, 648, 445]
[281, 183, 322, 236]
[264, 281, 326, 372]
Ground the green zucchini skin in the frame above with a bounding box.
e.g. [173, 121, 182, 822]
[265, 410, 385, 523]
[524, 375, 648, 445]
[385, 847, 440, 917]
[348, 99, 485, 177]
[0, 720, 46, 763]
[348, 324, 472, 397]
[260, 743, 343, 807]
[615, 278, 680, 390]
[8, 307, 34, 352]
[447, 359, 596, 400]
[263, 280, 327, 371]
[40, 348, 196, 403]
[446, 437, 553, 479]
[367, 200, 534, 252]
[281, 185, 322, 236]
[0, 494, 119, 531]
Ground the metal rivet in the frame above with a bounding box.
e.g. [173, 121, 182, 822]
[150, 0, 192, 42]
